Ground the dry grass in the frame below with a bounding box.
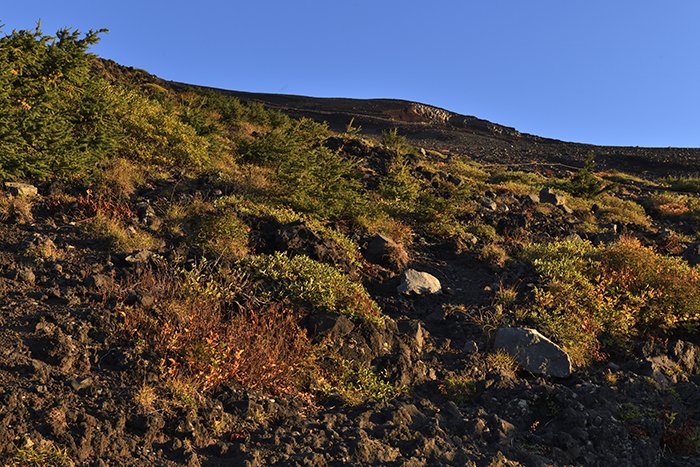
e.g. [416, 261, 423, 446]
[479, 243, 509, 269]
[358, 213, 414, 247]
[0, 195, 34, 223]
[95, 157, 145, 199]
[486, 350, 518, 380]
[10, 443, 73, 467]
[134, 384, 158, 413]
[88, 212, 160, 252]
[439, 374, 477, 404]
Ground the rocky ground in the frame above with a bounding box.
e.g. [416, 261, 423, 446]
[0, 62, 699, 466]
[1, 164, 699, 466]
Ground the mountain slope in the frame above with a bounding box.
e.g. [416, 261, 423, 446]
[170, 80, 700, 176]
[0, 30, 699, 466]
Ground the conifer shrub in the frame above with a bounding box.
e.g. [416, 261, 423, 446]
[0, 25, 215, 183]
[381, 128, 409, 154]
[0, 26, 113, 182]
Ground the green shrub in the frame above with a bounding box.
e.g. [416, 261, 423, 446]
[314, 354, 403, 405]
[112, 86, 211, 168]
[242, 252, 382, 323]
[277, 145, 367, 220]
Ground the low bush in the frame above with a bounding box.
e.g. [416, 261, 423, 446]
[314, 353, 403, 405]
[120, 258, 313, 394]
[195, 207, 250, 260]
[242, 252, 382, 323]
[87, 212, 159, 252]
[522, 237, 700, 366]
[647, 192, 700, 222]
[663, 176, 700, 193]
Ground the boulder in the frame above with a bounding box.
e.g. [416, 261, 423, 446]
[364, 235, 409, 271]
[302, 312, 355, 342]
[672, 340, 700, 375]
[493, 327, 572, 377]
[274, 221, 356, 272]
[539, 187, 566, 206]
[5, 181, 38, 197]
[397, 269, 441, 295]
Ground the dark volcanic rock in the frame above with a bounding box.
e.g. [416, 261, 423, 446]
[364, 234, 409, 271]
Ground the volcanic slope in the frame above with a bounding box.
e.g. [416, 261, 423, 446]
[1, 36, 699, 466]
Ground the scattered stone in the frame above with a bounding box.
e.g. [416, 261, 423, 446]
[135, 201, 161, 230]
[17, 267, 36, 285]
[5, 181, 39, 197]
[464, 340, 478, 354]
[21, 233, 60, 260]
[71, 377, 94, 391]
[397, 319, 427, 354]
[446, 174, 463, 187]
[526, 193, 540, 204]
[539, 187, 566, 206]
[481, 198, 498, 211]
[560, 204, 574, 214]
[493, 327, 572, 378]
[398, 269, 441, 295]
[125, 250, 153, 264]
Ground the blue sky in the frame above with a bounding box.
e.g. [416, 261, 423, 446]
[4, 1, 700, 147]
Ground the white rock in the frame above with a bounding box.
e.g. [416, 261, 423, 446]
[397, 269, 441, 295]
[493, 327, 572, 378]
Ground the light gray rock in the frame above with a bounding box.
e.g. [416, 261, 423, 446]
[539, 187, 566, 206]
[493, 327, 572, 377]
[526, 193, 540, 204]
[398, 269, 441, 295]
[5, 181, 38, 197]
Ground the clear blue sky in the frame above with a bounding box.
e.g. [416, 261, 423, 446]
[4, 1, 700, 147]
